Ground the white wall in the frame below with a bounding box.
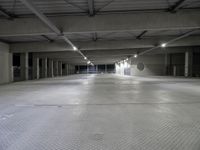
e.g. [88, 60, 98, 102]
[116, 54, 165, 76]
[0, 42, 12, 84]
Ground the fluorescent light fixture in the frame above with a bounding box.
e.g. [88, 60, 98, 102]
[161, 43, 167, 48]
[134, 54, 138, 58]
[73, 46, 78, 51]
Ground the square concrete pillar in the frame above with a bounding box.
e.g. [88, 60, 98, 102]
[53, 61, 58, 77]
[65, 64, 69, 75]
[48, 59, 54, 77]
[185, 51, 193, 77]
[20, 52, 29, 81]
[164, 54, 170, 75]
[33, 55, 39, 79]
[9, 52, 13, 82]
[41, 58, 48, 78]
[58, 61, 62, 76]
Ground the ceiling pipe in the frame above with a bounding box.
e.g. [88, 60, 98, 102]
[19, 0, 92, 64]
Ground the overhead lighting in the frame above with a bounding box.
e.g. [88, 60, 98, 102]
[134, 54, 138, 58]
[126, 58, 129, 61]
[84, 57, 87, 60]
[161, 43, 167, 48]
[87, 61, 91, 64]
[73, 46, 78, 51]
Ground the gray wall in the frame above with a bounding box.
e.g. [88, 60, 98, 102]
[0, 42, 12, 84]
[130, 54, 165, 76]
[116, 54, 165, 76]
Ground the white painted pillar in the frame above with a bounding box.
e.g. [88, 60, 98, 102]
[20, 52, 29, 80]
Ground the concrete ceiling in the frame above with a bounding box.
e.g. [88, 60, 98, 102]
[0, 0, 200, 65]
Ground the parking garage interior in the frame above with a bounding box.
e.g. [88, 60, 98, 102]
[0, 0, 200, 149]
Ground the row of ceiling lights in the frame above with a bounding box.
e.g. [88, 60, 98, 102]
[116, 42, 167, 64]
[72, 46, 94, 66]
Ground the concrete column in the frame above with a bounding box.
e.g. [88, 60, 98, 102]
[33, 55, 39, 79]
[41, 58, 47, 78]
[164, 54, 170, 75]
[48, 59, 54, 77]
[65, 64, 69, 75]
[58, 61, 62, 76]
[71, 65, 75, 74]
[185, 51, 193, 77]
[105, 64, 107, 73]
[53, 61, 58, 77]
[87, 65, 89, 74]
[9, 53, 13, 82]
[20, 52, 29, 80]
[173, 65, 177, 77]
[96, 65, 98, 74]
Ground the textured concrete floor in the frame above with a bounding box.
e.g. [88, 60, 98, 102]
[0, 74, 200, 150]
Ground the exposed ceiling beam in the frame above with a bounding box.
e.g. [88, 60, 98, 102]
[168, 0, 187, 12]
[96, 0, 116, 13]
[0, 6, 14, 19]
[87, 0, 95, 16]
[136, 30, 147, 40]
[36, 47, 197, 65]
[63, 0, 87, 12]
[139, 29, 199, 56]
[19, 0, 91, 64]
[0, 10, 199, 37]
[41, 35, 54, 42]
[10, 35, 200, 53]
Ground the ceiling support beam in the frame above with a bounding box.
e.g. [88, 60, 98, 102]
[0, 6, 13, 19]
[87, 0, 95, 16]
[0, 11, 200, 36]
[19, 0, 91, 64]
[41, 35, 54, 42]
[10, 35, 200, 53]
[139, 29, 200, 56]
[136, 30, 147, 40]
[169, 0, 186, 12]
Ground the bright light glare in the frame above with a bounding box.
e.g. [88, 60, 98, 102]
[87, 61, 91, 64]
[161, 43, 167, 48]
[84, 57, 87, 60]
[73, 46, 78, 51]
[134, 54, 138, 58]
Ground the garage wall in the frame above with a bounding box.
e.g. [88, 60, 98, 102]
[0, 42, 12, 84]
[116, 54, 165, 76]
[131, 54, 165, 76]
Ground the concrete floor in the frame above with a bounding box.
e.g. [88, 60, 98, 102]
[0, 74, 200, 150]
